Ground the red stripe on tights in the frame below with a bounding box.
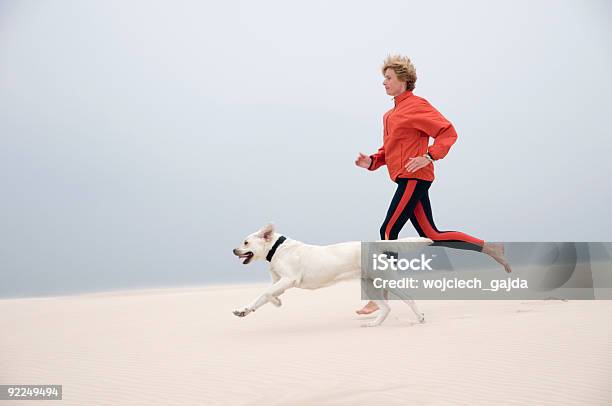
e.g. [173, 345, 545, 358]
[384, 180, 417, 240]
[414, 202, 484, 246]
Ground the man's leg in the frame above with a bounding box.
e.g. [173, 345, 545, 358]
[410, 188, 512, 272]
[357, 179, 429, 315]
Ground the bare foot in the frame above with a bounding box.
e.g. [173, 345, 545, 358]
[356, 301, 379, 315]
[482, 242, 512, 273]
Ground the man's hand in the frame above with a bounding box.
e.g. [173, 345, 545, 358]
[405, 156, 431, 173]
[355, 152, 372, 169]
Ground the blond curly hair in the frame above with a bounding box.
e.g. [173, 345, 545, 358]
[381, 55, 417, 91]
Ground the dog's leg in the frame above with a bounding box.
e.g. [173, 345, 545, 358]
[361, 300, 390, 327]
[385, 288, 425, 324]
[233, 278, 295, 317]
[269, 297, 282, 307]
[268, 272, 282, 307]
[402, 297, 425, 323]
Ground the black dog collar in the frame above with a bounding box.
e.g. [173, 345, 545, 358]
[266, 236, 287, 262]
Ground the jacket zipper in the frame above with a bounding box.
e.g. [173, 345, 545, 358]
[384, 103, 398, 138]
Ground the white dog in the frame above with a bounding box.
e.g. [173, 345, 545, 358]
[232, 223, 432, 327]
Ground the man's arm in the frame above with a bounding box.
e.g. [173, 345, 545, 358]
[368, 145, 386, 170]
[412, 101, 458, 160]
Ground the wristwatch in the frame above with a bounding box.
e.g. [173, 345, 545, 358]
[424, 152, 434, 163]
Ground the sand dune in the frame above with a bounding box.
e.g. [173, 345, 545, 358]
[1, 281, 611, 405]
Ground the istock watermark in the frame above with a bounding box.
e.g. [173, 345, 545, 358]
[361, 241, 612, 300]
[372, 253, 435, 271]
[372, 276, 529, 292]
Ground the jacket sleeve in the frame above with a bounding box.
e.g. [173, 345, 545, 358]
[368, 144, 386, 171]
[412, 101, 458, 160]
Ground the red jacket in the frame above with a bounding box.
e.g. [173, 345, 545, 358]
[368, 90, 458, 182]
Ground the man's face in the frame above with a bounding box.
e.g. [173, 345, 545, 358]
[383, 68, 407, 96]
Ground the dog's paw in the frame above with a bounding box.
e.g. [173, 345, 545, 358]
[233, 308, 252, 317]
[360, 312, 389, 328]
[418, 313, 425, 323]
[270, 297, 282, 307]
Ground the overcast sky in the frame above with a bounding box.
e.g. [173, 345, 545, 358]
[1, 0, 611, 297]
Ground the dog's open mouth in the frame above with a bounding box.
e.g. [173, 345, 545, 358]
[237, 251, 254, 264]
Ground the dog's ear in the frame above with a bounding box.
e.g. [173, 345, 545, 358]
[258, 223, 275, 242]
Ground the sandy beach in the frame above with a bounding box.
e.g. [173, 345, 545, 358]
[1, 281, 611, 405]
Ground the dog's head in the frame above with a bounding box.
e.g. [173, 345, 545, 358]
[233, 223, 277, 265]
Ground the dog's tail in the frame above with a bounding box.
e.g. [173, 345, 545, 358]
[393, 237, 433, 245]
[374, 237, 432, 253]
